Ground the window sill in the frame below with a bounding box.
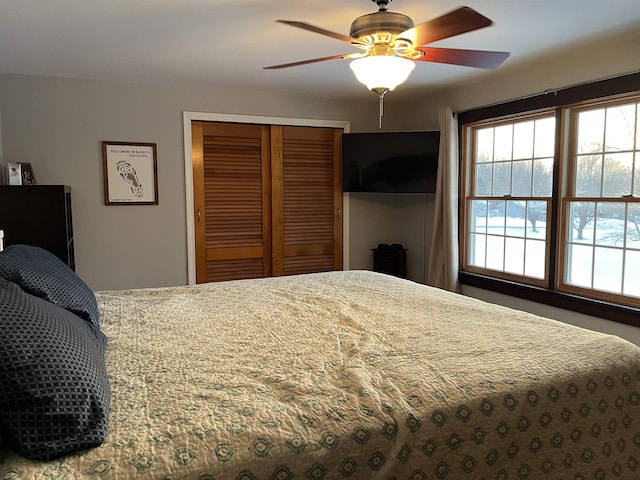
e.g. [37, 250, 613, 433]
[459, 271, 640, 328]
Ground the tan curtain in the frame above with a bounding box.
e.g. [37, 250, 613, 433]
[427, 107, 460, 292]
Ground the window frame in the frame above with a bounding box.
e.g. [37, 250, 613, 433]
[556, 95, 640, 308]
[461, 110, 556, 288]
[457, 71, 640, 327]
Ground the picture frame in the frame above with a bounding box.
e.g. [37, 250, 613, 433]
[20, 162, 37, 185]
[6, 162, 37, 186]
[7, 163, 22, 185]
[102, 141, 158, 205]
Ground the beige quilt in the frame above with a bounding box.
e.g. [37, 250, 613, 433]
[2, 270, 640, 479]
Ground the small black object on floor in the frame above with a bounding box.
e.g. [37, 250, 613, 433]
[372, 243, 407, 278]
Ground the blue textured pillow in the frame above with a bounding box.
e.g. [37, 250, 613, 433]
[0, 279, 110, 461]
[0, 245, 105, 354]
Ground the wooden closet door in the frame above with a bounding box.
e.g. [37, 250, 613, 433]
[193, 121, 342, 283]
[192, 122, 272, 283]
[271, 125, 343, 276]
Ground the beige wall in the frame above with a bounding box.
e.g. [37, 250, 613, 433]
[389, 26, 640, 344]
[347, 193, 435, 283]
[0, 23, 638, 343]
[0, 75, 380, 290]
[391, 25, 640, 129]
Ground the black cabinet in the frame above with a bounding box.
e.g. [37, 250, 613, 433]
[372, 246, 407, 278]
[0, 185, 75, 269]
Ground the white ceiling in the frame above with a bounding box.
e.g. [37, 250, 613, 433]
[1, 0, 639, 101]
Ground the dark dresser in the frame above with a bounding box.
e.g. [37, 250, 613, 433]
[0, 185, 75, 269]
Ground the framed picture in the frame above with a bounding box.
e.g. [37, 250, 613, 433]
[7, 163, 22, 185]
[20, 163, 37, 185]
[6, 162, 36, 185]
[102, 141, 158, 205]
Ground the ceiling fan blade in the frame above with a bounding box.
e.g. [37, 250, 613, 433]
[415, 47, 509, 69]
[398, 7, 493, 47]
[264, 53, 363, 70]
[276, 20, 362, 45]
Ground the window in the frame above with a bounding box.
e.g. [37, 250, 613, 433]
[460, 78, 640, 321]
[464, 113, 555, 287]
[559, 98, 640, 305]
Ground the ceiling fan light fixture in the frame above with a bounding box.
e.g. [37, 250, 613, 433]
[349, 55, 415, 93]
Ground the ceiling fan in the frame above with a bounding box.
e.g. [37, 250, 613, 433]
[265, 0, 509, 101]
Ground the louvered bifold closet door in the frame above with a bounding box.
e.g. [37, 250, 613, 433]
[192, 122, 272, 283]
[271, 125, 343, 276]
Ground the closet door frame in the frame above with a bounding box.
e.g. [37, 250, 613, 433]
[183, 111, 350, 285]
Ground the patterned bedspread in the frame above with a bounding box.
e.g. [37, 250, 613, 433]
[2, 270, 640, 479]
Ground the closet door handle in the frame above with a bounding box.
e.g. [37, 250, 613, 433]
[197, 209, 201, 223]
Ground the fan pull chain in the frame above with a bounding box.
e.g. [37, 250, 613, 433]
[373, 88, 388, 129]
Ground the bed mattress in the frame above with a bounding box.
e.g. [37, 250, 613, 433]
[2, 270, 640, 478]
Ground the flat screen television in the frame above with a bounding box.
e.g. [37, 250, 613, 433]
[341, 130, 440, 194]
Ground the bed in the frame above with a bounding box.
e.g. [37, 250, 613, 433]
[2, 254, 640, 479]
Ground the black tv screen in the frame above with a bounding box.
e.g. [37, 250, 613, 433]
[341, 130, 440, 194]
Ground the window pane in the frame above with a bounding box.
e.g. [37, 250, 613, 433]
[602, 153, 632, 197]
[511, 160, 532, 196]
[489, 201, 506, 234]
[526, 201, 547, 239]
[493, 162, 511, 196]
[566, 243, 593, 288]
[593, 246, 623, 294]
[476, 128, 494, 163]
[627, 204, 640, 248]
[569, 202, 595, 243]
[469, 233, 486, 268]
[492, 162, 511, 197]
[513, 121, 534, 159]
[624, 250, 640, 298]
[534, 117, 556, 158]
[505, 237, 524, 274]
[575, 154, 602, 196]
[634, 161, 640, 197]
[595, 202, 625, 246]
[486, 235, 505, 271]
[470, 200, 487, 233]
[532, 158, 553, 196]
[524, 239, 545, 278]
[605, 104, 636, 152]
[506, 202, 527, 238]
[475, 163, 492, 196]
[577, 108, 605, 154]
[494, 125, 513, 161]
[505, 200, 525, 218]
